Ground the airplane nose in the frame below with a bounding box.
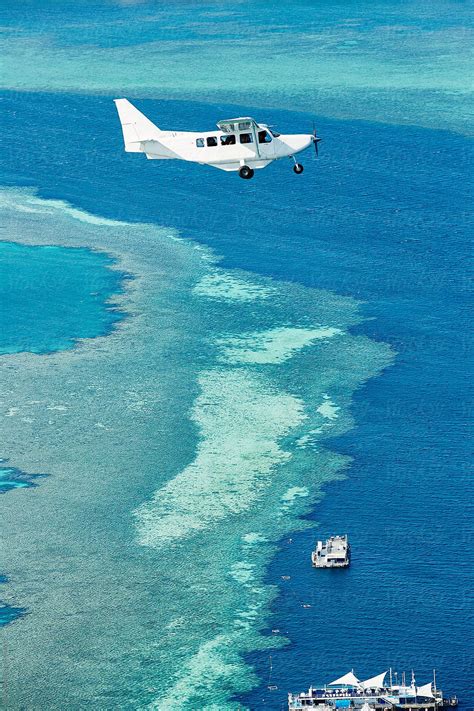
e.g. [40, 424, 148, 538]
[288, 134, 314, 152]
[280, 133, 320, 157]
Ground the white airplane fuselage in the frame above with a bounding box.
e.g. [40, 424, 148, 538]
[140, 129, 313, 170]
[114, 99, 318, 178]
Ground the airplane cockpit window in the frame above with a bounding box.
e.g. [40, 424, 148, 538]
[240, 133, 253, 144]
[206, 136, 218, 147]
[220, 134, 236, 146]
[258, 130, 273, 144]
[196, 138, 205, 147]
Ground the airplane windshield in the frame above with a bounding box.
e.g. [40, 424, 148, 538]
[258, 130, 272, 144]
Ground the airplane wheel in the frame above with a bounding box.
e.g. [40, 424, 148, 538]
[293, 163, 304, 174]
[239, 166, 254, 179]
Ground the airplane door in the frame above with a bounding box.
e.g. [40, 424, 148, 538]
[256, 129, 276, 159]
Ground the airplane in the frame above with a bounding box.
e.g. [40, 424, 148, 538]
[114, 99, 321, 179]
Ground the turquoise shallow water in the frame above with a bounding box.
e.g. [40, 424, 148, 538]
[0, 464, 44, 494]
[0, 463, 40, 626]
[1, 0, 472, 134]
[0, 240, 126, 354]
[0, 1, 472, 708]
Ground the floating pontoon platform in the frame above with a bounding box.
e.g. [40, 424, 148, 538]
[288, 670, 458, 710]
[312, 535, 350, 568]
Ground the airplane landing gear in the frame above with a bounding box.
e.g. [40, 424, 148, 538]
[293, 163, 304, 174]
[239, 166, 254, 179]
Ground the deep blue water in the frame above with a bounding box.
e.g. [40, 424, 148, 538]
[0, 240, 127, 355]
[1, 91, 472, 706]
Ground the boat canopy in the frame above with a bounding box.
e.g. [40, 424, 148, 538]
[417, 682, 435, 698]
[360, 671, 388, 689]
[329, 671, 360, 687]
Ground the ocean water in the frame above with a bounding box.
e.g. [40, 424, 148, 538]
[1, 0, 472, 134]
[0, 580, 25, 627]
[0, 238, 127, 355]
[1, 186, 390, 709]
[0, 462, 37, 627]
[1, 2, 472, 709]
[0, 464, 44, 495]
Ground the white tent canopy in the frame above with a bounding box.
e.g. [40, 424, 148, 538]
[360, 671, 388, 689]
[329, 671, 360, 687]
[417, 682, 435, 698]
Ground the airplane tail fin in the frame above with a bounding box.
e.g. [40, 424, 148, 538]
[114, 99, 162, 152]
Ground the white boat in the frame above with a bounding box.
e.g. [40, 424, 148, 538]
[288, 670, 458, 710]
[312, 535, 350, 568]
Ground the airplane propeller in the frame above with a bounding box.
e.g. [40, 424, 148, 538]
[312, 122, 322, 157]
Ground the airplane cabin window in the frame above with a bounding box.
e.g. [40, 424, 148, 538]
[220, 134, 236, 146]
[240, 133, 253, 144]
[258, 130, 273, 144]
[206, 136, 218, 147]
[196, 138, 205, 147]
